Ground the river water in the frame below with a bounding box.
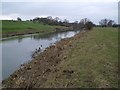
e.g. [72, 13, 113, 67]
[1, 30, 80, 80]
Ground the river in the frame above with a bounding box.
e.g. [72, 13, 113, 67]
[1, 30, 80, 80]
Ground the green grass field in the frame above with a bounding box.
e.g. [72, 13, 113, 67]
[2, 20, 67, 37]
[43, 27, 118, 88]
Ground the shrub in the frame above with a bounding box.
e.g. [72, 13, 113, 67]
[85, 21, 93, 30]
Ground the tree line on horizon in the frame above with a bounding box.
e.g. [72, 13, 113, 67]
[16, 16, 119, 30]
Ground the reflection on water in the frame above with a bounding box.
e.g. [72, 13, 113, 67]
[2, 30, 80, 80]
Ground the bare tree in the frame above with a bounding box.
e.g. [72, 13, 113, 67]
[80, 18, 90, 25]
[99, 19, 108, 27]
[107, 20, 115, 27]
[63, 19, 69, 26]
[47, 16, 53, 20]
[17, 17, 22, 21]
[79, 18, 93, 30]
[99, 18, 115, 27]
[63, 19, 69, 23]
[54, 17, 60, 22]
[74, 21, 78, 24]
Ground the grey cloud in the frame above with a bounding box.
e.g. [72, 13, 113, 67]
[2, 2, 118, 24]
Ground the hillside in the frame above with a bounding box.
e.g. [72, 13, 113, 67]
[2, 20, 68, 38]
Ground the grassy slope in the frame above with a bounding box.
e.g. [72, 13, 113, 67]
[44, 27, 118, 88]
[2, 20, 66, 34]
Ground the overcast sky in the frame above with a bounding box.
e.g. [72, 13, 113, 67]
[1, 0, 119, 24]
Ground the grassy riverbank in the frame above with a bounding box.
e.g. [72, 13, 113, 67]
[2, 20, 68, 38]
[3, 27, 118, 88]
[49, 27, 118, 88]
